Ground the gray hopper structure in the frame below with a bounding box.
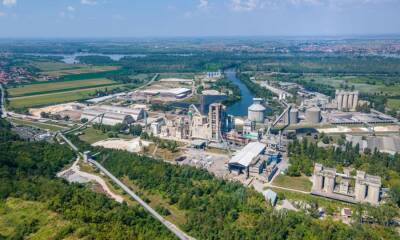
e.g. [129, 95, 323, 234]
[312, 163, 381, 205]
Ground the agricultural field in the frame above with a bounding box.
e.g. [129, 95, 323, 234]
[7, 78, 117, 97]
[8, 84, 124, 109]
[32, 61, 118, 77]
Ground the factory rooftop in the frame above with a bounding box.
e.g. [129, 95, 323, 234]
[229, 142, 266, 168]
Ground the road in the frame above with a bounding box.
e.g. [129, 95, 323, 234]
[57, 158, 124, 203]
[136, 73, 159, 91]
[0, 84, 6, 118]
[58, 133, 194, 240]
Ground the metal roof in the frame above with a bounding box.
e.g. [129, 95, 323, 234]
[248, 103, 266, 112]
[229, 142, 266, 168]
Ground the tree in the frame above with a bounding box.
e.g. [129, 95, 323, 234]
[80, 118, 88, 124]
[130, 124, 143, 136]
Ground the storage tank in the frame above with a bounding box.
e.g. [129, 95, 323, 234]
[306, 107, 321, 124]
[289, 108, 299, 124]
[248, 98, 266, 123]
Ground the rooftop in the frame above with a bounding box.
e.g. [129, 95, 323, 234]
[229, 142, 266, 167]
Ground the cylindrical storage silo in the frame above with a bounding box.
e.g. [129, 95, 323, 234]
[306, 107, 321, 124]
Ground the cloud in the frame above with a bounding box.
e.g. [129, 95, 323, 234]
[67, 6, 75, 12]
[2, 0, 16, 7]
[230, 0, 259, 11]
[81, 0, 97, 5]
[198, 0, 209, 9]
[228, 0, 397, 11]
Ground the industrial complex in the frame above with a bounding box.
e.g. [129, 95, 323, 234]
[6, 69, 400, 220]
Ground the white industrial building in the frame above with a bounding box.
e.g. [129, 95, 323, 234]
[136, 88, 191, 99]
[80, 105, 145, 126]
[228, 142, 266, 177]
[81, 109, 134, 126]
[94, 105, 145, 121]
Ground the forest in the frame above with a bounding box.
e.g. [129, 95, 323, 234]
[0, 119, 174, 240]
[89, 143, 399, 239]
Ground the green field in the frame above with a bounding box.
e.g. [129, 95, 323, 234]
[0, 198, 76, 239]
[9, 84, 124, 109]
[387, 98, 400, 110]
[79, 127, 133, 144]
[159, 72, 195, 79]
[10, 118, 68, 131]
[32, 61, 118, 77]
[8, 78, 117, 97]
[272, 174, 312, 192]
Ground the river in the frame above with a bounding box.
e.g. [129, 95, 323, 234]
[26, 53, 146, 64]
[225, 69, 254, 116]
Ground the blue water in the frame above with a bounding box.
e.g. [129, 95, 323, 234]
[27, 53, 146, 64]
[225, 69, 254, 116]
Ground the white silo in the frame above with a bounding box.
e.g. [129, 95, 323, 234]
[248, 98, 266, 123]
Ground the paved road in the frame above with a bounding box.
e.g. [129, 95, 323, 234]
[0, 84, 6, 118]
[135, 73, 159, 90]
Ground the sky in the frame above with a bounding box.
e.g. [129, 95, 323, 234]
[0, 0, 399, 38]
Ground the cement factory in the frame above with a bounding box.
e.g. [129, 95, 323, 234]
[11, 71, 400, 210]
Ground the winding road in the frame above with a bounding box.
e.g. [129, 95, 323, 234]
[57, 158, 124, 203]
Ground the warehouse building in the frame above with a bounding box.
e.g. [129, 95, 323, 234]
[95, 105, 145, 121]
[80, 105, 145, 126]
[135, 88, 192, 99]
[81, 109, 134, 126]
[228, 142, 267, 177]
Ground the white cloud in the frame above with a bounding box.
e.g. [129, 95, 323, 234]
[198, 0, 209, 9]
[229, 0, 396, 11]
[2, 0, 16, 7]
[230, 0, 259, 11]
[81, 0, 97, 5]
[67, 6, 75, 12]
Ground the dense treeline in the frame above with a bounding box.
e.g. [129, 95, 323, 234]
[0, 119, 174, 239]
[288, 137, 400, 208]
[211, 77, 241, 105]
[95, 146, 399, 239]
[242, 55, 400, 74]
